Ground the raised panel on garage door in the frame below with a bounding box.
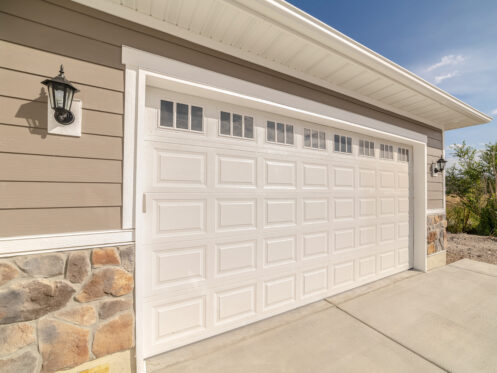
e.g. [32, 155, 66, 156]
[138, 89, 413, 357]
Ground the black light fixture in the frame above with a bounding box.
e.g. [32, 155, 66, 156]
[432, 156, 448, 175]
[41, 65, 79, 125]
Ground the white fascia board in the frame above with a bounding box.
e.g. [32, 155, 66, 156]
[123, 46, 427, 145]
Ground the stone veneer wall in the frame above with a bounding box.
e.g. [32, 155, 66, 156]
[427, 214, 447, 255]
[0, 245, 135, 373]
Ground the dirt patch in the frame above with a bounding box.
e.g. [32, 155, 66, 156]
[447, 233, 497, 265]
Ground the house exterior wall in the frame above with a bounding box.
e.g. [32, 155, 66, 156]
[0, 0, 448, 370]
[0, 0, 444, 237]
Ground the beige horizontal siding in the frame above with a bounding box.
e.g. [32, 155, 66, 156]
[427, 145, 445, 209]
[0, 207, 121, 237]
[0, 153, 122, 183]
[0, 125, 122, 160]
[0, 12, 122, 69]
[0, 96, 123, 137]
[0, 68, 123, 114]
[0, 182, 121, 209]
[0, 40, 123, 91]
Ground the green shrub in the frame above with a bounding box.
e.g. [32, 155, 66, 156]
[477, 198, 497, 236]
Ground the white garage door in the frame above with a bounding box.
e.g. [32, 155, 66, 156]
[139, 88, 413, 357]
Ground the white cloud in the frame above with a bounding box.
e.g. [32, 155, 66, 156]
[491, 109, 497, 115]
[426, 54, 464, 72]
[434, 71, 458, 83]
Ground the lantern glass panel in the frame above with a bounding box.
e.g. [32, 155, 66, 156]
[53, 82, 66, 109]
[64, 86, 74, 111]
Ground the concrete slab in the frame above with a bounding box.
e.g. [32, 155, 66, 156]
[151, 306, 442, 373]
[340, 262, 497, 373]
[147, 301, 333, 372]
[450, 258, 497, 278]
[327, 269, 421, 305]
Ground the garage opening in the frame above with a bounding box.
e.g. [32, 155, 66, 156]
[138, 87, 413, 357]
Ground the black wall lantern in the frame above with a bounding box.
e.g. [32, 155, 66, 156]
[41, 65, 79, 125]
[431, 156, 448, 176]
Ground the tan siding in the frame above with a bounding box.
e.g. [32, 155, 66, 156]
[0, 68, 123, 114]
[0, 0, 447, 236]
[0, 182, 121, 209]
[0, 40, 123, 91]
[0, 207, 121, 237]
[0, 153, 121, 183]
[427, 145, 445, 209]
[0, 12, 122, 69]
[0, 96, 123, 137]
[0, 125, 122, 160]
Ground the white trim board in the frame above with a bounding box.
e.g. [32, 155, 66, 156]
[0, 230, 134, 257]
[123, 46, 429, 373]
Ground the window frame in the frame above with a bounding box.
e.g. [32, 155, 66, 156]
[380, 143, 394, 160]
[304, 128, 326, 150]
[334, 134, 353, 154]
[359, 139, 375, 157]
[218, 110, 256, 141]
[158, 99, 205, 134]
[265, 120, 295, 146]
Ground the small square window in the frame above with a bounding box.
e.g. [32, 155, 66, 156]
[304, 129, 311, 147]
[369, 142, 375, 156]
[312, 130, 319, 148]
[176, 103, 189, 129]
[286, 124, 294, 145]
[160, 100, 174, 127]
[319, 131, 326, 149]
[276, 122, 285, 143]
[233, 114, 243, 137]
[244, 116, 254, 139]
[359, 140, 364, 155]
[191, 106, 203, 132]
[347, 137, 352, 153]
[267, 121, 275, 142]
[220, 111, 231, 135]
[335, 135, 352, 154]
[334, 135, 340, 152]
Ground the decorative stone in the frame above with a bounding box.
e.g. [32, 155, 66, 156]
[0, 262, 19, 287]
[92, 248, 120, 267]
[98, 298, 133, 320]
[75, 268, 133, 302]
[16, 254, 64, 278]
[427, 243, 436, 255]
[0, 322, 36, 355]
[0, 350, 38, 373]
[92, 312, 133, 358]
[66, 252, 90, 284]
[39, 318, 90, 373]
[427, 230, 437, 243]
[55, 305, 97, 326]
[119, 245, 134, 272]
[0, 279, 75, 324]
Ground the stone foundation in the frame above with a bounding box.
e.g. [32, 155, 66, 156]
[427, 214, 447, 270]
[427, 214, 447, 255]
[0, 245, 135, 373]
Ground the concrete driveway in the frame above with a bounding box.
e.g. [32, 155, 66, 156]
[147, 259, 497, 373]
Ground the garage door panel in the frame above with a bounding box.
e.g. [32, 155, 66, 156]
[140, 91, 413, 356]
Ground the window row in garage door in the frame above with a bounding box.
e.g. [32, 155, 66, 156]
[140, 89, 413, 356]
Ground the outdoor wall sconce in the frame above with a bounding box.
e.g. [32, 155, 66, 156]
[41, 65, 79, 125]
[431, 156, 448, 176]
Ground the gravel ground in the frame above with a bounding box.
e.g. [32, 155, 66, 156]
[447, 233, 497, 265]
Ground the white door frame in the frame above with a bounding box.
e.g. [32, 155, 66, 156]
[122, 46, 427, 373]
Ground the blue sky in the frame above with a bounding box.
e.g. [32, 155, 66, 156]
[287, 0, 497, 162]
